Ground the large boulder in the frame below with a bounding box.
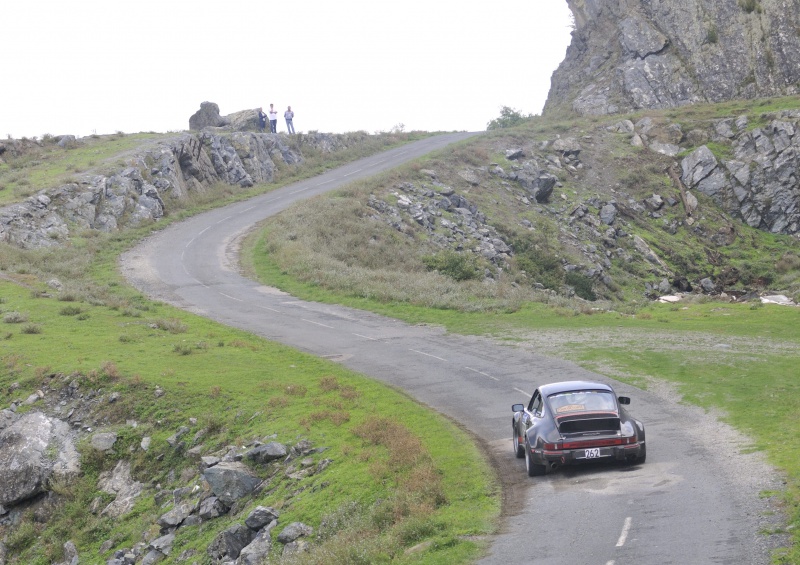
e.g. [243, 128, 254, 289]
[238, 521, 277, 565]
[207, 524, 255, 561]
[189, 101, 228, 130]
[202, 462, 261, 506]
[0, 412, 79, 507]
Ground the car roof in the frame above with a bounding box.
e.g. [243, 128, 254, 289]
[539, 381, 614, 396]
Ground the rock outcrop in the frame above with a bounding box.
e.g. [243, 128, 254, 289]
[0, 131, 347, 248]
[680, 110, 800, 234]
[189, 101, 229, 130]
[0, 373, 331, 565]
[548, 0, 800, 116]
[0, 411, 79, 507]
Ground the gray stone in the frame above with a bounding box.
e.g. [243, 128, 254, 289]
[599, 204, 617, 225]
[277, 522, 313, 544]
[198, 496, 227, 520]
[157, 501, 196, 531]
[237, 520, 277, 565]
[207, 524, 255, 561]
[700, 277, 716, 293]
[0, 412, 79, 506]
[91, 432, 118, 452]
[150, 533, 175, 555]
[202, 462, 261, 506]
[245, 506, 280, 530]
[189, 101, 227, 130]
[244, 442, 287, 465]
[98, 460, 143, 518]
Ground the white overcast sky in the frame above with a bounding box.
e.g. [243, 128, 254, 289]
[1, 1, 573, 139]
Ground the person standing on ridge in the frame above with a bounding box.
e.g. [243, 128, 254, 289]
[284, 105, 295, 134]
[257, 107, 267, 132]
[268, 104, 278, 133]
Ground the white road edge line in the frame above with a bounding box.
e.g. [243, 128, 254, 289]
[353, 333, 379, 341]
[616, 517, 632, 547]
[409, 349, 447, 362]
[301, 318, 335, 329]
[464, 366, 499, 381]
[513, 388, 530, 397]
[219, 293, 241, 301]
[343, 169, 362, 177]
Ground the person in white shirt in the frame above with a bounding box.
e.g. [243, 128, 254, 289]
[268, 104, 278, 133]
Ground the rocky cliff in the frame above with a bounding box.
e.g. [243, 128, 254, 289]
[0, 131, 355, 248]
[547, 0, 800, 116]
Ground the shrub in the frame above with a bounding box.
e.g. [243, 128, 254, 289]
[487, 106, 535, 130]
[565, 272, 597, 301]
[421, 250, 482, 281]
[21, 323, 42, 334]
[3, 311, 27, 324]
[59, 305, 83, 316]
[154, 318, 188, 334]
[739, 0, 759, 12]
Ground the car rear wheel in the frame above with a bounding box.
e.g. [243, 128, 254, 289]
[513, 429, 525, 459]
[525, 443, 547, 477]
[626, 444, 646, 465]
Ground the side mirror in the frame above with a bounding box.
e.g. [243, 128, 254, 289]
[618, 396, 630, 405]
[512, 403, 525, 413]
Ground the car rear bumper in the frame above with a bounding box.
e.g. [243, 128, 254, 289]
[532, 441, 645, 465]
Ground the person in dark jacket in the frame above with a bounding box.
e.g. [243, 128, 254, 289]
[257, 107, 267, 132]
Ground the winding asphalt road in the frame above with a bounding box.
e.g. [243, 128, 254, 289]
[121, 133, 780, 564]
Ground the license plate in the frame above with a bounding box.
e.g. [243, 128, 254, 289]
[584, 448, 601, 458]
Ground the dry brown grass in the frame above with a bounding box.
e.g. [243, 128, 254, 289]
[310, 409, 351, 426]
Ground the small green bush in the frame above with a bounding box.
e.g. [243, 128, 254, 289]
[59, 305, 83, 316]
[3, 311, 27, 324]
[565, 272, 597, 301]
[486, 106, 535, 130]
[421, 250, 482, 282]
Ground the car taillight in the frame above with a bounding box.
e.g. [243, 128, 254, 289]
[543, 442, 561, 450]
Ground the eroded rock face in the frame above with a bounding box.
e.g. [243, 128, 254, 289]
[549, 0, 800, 116]
[680, 111, 800, 234]
[0, 412, 79, 507]
[0, 128, 366, 249]
[0, 132, 298, 248]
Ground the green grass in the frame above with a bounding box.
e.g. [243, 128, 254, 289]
[0, 128, 496, 564]
[0, 133, 166, 204]
[0, 277, 499, 564]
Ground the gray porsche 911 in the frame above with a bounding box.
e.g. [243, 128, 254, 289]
[512, 380, 646, 476]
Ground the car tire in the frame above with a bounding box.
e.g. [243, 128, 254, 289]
[525, 443, 547, 477]
[626, 444, 646, 465]
[513, 429, 525, 459]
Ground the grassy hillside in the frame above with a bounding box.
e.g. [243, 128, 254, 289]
[2, 97, 800, 563]
[243, 100, 800, 563]
[0, 131, 499, 564]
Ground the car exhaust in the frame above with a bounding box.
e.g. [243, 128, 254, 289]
[550, 461, 560, 470]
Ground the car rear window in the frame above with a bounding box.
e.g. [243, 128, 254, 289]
[547, 391, 616, 414]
